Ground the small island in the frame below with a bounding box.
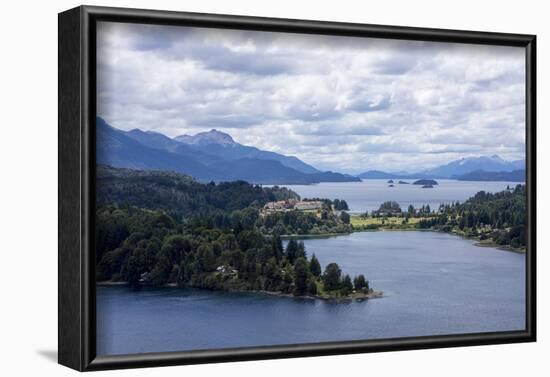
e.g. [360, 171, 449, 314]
[413, 179, 438, 185]
[387, 179, 394, 183]
[398, 180, 410, 184]
[422, 184, 434, 188]
[388, 184, 395, 187]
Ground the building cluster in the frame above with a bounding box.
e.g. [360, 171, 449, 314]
[263, 199, 323, 213]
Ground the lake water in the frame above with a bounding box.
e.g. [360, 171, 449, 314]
[96, 231, 525, 356]
[277, 179, 520, 213]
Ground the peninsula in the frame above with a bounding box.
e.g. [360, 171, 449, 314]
[96, 166, 377, 300]
[351, 185, 526, 252]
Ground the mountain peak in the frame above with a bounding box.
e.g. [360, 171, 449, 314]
[174, 129, 235, 146]
[468, 154, 503, 161]
[420, 154, 523, 178]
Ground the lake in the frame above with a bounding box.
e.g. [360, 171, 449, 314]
[276, 179, 520, 213]
[96, 231, 525, 356]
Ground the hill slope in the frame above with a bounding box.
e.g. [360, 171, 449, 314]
[96, 165, 300, 219]
[175, 130, 319, 174]
[96, 117, 358, 184]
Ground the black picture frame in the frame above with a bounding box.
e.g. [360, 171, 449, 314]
[58, 5, 537, 372]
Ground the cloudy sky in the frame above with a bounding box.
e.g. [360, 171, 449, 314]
[97, 21, 526, 174]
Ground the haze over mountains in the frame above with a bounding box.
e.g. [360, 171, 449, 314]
[97, 117, 525, 184]
[96, 117, 359, 184]
[359, 155, 525, 182]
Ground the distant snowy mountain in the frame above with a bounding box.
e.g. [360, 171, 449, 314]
[418, 155, 525, 178]
[358, 155, 525, 181]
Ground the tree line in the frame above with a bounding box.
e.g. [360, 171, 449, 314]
[353, 185, 527, 249]
[97, 204, 369, 297]
[418, 185, 526, 248]
[96, 165, 299, 221]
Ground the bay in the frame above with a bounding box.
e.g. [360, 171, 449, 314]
[97, 231, 525, 356]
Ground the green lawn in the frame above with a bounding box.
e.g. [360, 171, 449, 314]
[350, 215, 425, 227]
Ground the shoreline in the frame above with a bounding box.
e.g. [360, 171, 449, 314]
[241, 289, 383, 302]
[96, 281, 383, 302]
[96, 281, 129, 286]
[280, 232, 350, 240]
[473, 240, 526, 254]
[281, 227, 525, 254]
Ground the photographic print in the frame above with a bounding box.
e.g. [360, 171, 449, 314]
[94, 20, 528, 357]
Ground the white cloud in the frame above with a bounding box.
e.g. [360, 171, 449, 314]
[97, 21, 526, 173]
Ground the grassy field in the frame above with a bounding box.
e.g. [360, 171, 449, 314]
[350, 215, 425, 227]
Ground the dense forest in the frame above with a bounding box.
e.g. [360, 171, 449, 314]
[257, 209, 352, 235]
[97, 165, 352, 236]
[417, 184, 527, 248]
[96, 166, 372, 298]
[97, 165, 298, 220]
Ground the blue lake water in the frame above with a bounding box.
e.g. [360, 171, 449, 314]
[96, 231, 525, 356]
[277, 179, 520, 213]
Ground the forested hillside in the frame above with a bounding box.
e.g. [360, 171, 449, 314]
[419, 185, 527, 248]
[97, 165, 299, 220]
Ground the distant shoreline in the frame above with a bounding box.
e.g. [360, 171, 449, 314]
[280, 232, 351, 240]
[282, 227, 526, 254]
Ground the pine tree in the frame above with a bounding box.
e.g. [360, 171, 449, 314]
[294, 257, 309, 296]
[286, 239, 298, 264]
[271, 234, 283, 261]
[309, 253, 321, 277]
[322, 263, 342, 291]
[353, 274, 368, 290]
[308, 280, 318, 295]
[341, 274, 353, 295]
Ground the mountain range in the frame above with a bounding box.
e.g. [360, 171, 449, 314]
[359, 155, 525, 181]
[455, 169, 525, 182]
[97, 117, 525, 184]
[96, 117, 359, 184]
[418, 155, 524, 178]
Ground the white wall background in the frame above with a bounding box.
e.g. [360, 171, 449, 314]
[0, 0, 546, 375]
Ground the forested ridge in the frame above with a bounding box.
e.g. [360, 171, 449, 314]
[353, 185, 527, 249]
[97, 165, 298, 220]
[418, 184, 527, 248]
